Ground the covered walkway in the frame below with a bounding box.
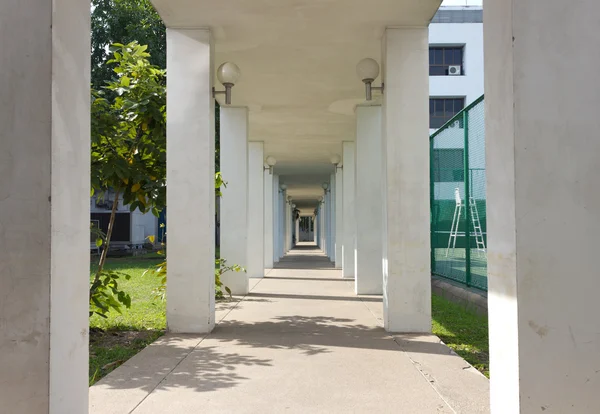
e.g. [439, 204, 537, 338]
[90, 245, 489, 413]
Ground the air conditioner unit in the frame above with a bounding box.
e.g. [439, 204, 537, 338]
[448, 65, 462, 76]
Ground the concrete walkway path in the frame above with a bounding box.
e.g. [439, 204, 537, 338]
[90, 244, 489, 413]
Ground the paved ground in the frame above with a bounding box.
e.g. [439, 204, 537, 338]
[90, 244, 489, 414]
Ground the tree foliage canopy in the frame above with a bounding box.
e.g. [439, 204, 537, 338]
[91, 42, 167, 215]
[91, 0, 166, 89]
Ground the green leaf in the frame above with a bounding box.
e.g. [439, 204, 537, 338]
[95, 238, 103, 248]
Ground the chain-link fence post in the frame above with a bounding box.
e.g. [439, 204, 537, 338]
[430, 136, 435, 271]
[463, 108, 472, 287]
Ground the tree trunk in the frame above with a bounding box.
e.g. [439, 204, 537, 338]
[90, 187, 121, 297]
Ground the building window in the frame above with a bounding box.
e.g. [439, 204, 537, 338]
[430, 97, 465, 129]
[433, 149, 464, 183]
[429, 46, 464, 76]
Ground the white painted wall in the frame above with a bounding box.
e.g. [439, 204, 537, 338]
[166, 28, 215, 334]
[131, 210, 158, 245]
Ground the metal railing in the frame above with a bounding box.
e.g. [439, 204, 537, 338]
[430, 95, 487, 290]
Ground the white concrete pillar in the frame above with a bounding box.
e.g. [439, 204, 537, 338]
[328, 192, 333, 258]
[264, 169, 274, 269]
[273, 175, 280, 263]
[335, 168, 344, 268]
[285, 195, 292, 251]
[381, 28, 430, 332]
[330, 173, 337, 262]
[167, 29, 216, 333]
[280, 190, 286, 257]
[320, 200, 326, 253]
[342, 141, 357, 279]
[485, 1, 600, 412]
[325, 200, 328, 252]
[247, 142, 264, 278]
[0, 1, 89, 411]
[326, 193, 332, 257]
[356, 105, 384, 294]
[295, 218, 300, 246]
[220, 107, 248, 294]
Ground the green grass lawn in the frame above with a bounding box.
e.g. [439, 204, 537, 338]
[431, 294, 490, 377]
[89, 256, 165, 385]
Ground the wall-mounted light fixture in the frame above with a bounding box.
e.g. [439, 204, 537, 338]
[264, 156, 277, 174]
[322, 182, 330, 194]
[279, 183, 287, 194]
[331, 154, 342, 171]
[212, 62, 241, 105]
[287, 195, 293, 205]
[356, 58, 384, 101]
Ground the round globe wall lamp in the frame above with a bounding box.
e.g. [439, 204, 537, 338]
[330, 154, 342, 170]
[264, 156, 277, 174]
[212, 62, 241, 105]
[356, 58, 384, 101]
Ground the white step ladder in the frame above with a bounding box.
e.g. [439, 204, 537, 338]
[446, 188, 486, 257]
[469, 196, 486, 255]
[446, 188, 463, 257]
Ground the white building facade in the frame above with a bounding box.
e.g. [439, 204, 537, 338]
[429, 6, 484, 134]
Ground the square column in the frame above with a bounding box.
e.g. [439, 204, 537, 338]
[247, 142, 264, 278]
[381, 28, 430, 332]
[330, 173, 337, 263]
[285, 192, 291, 252]
[335, 168, 344, 268]
[342, 141, 357, 279]
[280, 190, 286, 258]
[273, 175, 280, 263]
[220, 107, 248, 294]
[264, 169, 274, 269]
[0, 0, 90, 411]
[485, 1, 600, 412]
[356, 105, 384, 294]
[167, 29, 216, 333]
[323, 200, 327, 251]
[326, 192, 332, 258]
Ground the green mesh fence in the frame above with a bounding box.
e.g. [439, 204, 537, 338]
[430, 95, 487, 290]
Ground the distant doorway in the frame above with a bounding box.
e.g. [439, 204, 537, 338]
[299, 216, 314, 242]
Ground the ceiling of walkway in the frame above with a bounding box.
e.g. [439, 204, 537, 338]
[151, 0, 442, 203]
